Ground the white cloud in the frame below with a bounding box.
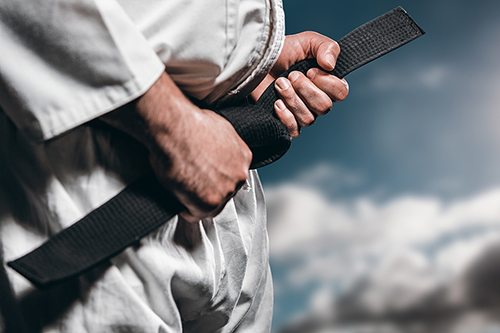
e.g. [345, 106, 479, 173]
[266, 164, 500, 332]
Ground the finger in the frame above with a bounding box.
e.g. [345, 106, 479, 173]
[275, 76, 316, 128]
[180, 201, 222, 223]
[316, 40, 340, 72]
[274, 99, 301, 138]
[177, 191, 221, 222]
[307, 68, 349, 102]
[288, 70, 333, 116]
[300, 32, 340, 72]
[180, 177, 246, 222]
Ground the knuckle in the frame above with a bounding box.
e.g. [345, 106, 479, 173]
[293, 81, 316, 98]
[283, 96, 301, 112]
[296, 82, 311, 95]
[299, 113, 316, 127]
[315, 99, 333, 115]
[244, 148, 253, 165]
[239, 146, 253, 168]
[300, 89, 332, 116]
[237, 166, 249, 182]
[203, 191, 224, 212]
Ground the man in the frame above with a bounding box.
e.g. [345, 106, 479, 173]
[0, 0, 348, 332]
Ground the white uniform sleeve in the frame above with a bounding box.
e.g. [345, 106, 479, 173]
[0, 0, 165, 141]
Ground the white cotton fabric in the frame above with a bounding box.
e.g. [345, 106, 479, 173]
[0, 0, 285, 332]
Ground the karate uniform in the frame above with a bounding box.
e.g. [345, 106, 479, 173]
[0, 0, 284, 331]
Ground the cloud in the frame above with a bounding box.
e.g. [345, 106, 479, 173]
[266, 163, 500, 333]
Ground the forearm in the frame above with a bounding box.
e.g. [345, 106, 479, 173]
[100, 72, 191, 154]
[101, 71, 252, 222]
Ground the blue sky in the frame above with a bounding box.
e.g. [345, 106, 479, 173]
[260, 0, 500, 200]
[258, 1, 500, 332]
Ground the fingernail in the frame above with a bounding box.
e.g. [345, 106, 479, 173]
[342, 79, 349, 91]
[326, 53, 336, 69]
[275, 99, 286, 110]
[276, 77, 290, 90]
[288, 71, 300, 82]
[307, 68, 318, 80]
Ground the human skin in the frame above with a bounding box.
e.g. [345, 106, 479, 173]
[251, 31, 349, 138]
[102, 31, 349, 222]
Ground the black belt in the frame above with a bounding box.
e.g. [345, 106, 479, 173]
[8, 7, 424, 288]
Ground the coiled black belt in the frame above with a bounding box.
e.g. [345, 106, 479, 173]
[8, 7, 425, 288]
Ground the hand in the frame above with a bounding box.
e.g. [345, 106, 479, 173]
[251, 31, 349, 138]
[102, 72, 252, 222]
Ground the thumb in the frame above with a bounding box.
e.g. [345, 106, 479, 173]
[303, 32, 340, 72]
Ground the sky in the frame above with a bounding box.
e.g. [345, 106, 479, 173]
[257, 1, 500, 332]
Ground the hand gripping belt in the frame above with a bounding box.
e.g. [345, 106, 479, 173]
[8, 7, 425, 288]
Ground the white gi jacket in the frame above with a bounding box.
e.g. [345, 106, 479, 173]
[0, 0, 284, 332]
